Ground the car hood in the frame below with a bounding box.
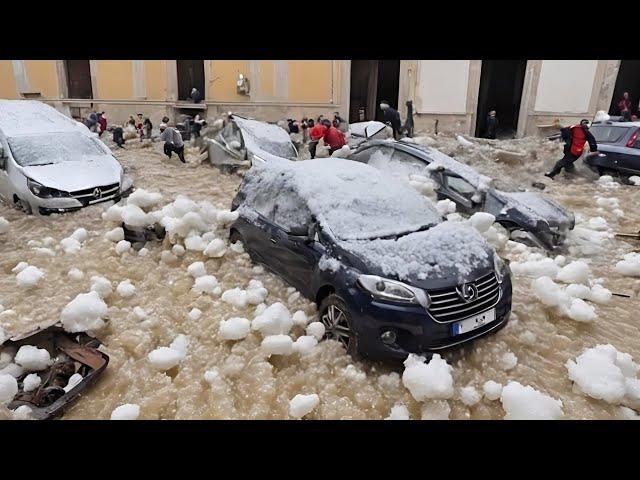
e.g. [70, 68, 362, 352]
[338, 221, 495, 288]
[22, 155, 122, 192]
[491, 190, 574, 229]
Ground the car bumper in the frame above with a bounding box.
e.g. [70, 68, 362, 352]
[342, 276, 513, 361]
[36, 188, 131, 215]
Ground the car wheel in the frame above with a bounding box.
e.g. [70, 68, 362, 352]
[15, 197, 32, 214]
[319, 294, 360, 359]
[229, 229, 242, 245]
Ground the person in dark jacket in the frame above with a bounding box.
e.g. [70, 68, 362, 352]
[143, 117, 153, 139]
[190, 87, 203, 104]
[379, 101, 402, 139]
[112, 125, 125, 148]
[618, 92, 632, 116]
[545, 119, 598, 179]
[160, 123, 186, 163]
[85, 111, 99, 132]
[287, 119, 300, 134]
[484, 110, 499, 139]
[97, 112, 107, 137]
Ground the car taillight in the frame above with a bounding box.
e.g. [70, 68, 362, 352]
[627, 129, 639, 148]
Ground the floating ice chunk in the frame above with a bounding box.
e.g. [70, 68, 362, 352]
[229, 241, 244, 253]
[500, 381, 563, 420]
[531, 276, 570, 308]
[138, 248, 149, 257]
[219, 317, 251, 340]
[519, 331, 537, 345]
[171, 244, 185, 257]
[588, 217, 608, 231]
[67, 268, 84, 281]
[121, 204, 154, 227]
[148, 347, 184, 371]
[187, 261, 207, 278]
[511, 258, 560, 279]
[105, 227, 125, 242]
[15, 346, 51, 371]
[615, 252, 640, 277]
[71, 228, 88, 242]
[193, 275, 219, 294]
[169, 334, 189, 356]
[568, 298, 597, 322]
[216, 210, 239, 226]
[34, 247, 55, 257]
[0, 217, 9, 234]
[117, 280, 136, 298]
[0, 374, 18, 405]
[556, 261, 590, 284]
[292, 335, 317, 355]
[0, 326, 6, 346]
[460, 386, 481, 406]
[629, 176, 640, 186]
[90, 276, 113, 299]
[554, 255, 566, 266]
[188, 308, 202, 321]
[252, 302, 293, 335]
[133, 306, 148, 320]
[110, 403, 141, 420]
[60, 237, 82, 254]
[483, 381, 503, 401]
[0, 363, 24, 378]
[289, 393, 320, 419]
[565, 283, 591, 299]
[12, 262, 29, 274]
[385, 403, 411, 420]
[469, 212, 495, 233]
[420, 400, 451, 420]
[103, 204, 124, 222]
[204, 369, 220, 384]
[185, 235, 207, 252]
[115, 240, 131, 255]
[63, 373, 83, 393]
[292, 310, 309, 327]
[456, 135, 474, 147]
[436, 199, 456, 216]
[617, 406, 640, 419]
[11, 405, 33, 420]
[16, 266, 44, 288]
[204, 239, 226, 258]
[500, 352, 518, 371]
[305, 322, 325, 341]
[60, 291, 108, 332]
[127, 189, 162, 209]
[402, 353, 454, 401]
[261, 334, 294, 356]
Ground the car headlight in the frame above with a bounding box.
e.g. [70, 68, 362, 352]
[357, 274, 430, 308]
[27, 178, 69, 198]
[493, 254, 509, 283]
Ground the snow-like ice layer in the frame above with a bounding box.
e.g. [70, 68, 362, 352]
[117, 280, 136, 298]
[60, 291, 108, 332]
[193, 275, 219, 294]
[0, 217, 9, 234]
[67, 268, 84, 281]
[385, 403, 411, 420]
[0, 374, 18, 404]
[115, 240, 131, 255]
[343, 221, 492, 281]
[566, 344, 640, 408]
[252, 302, 293, 335]
[110, 403, 141, 420]
[402, 353, 454, 401]
[436, 199, 457, 216]
[261, 334, 294, 356]
[500, 352, 518, 371]
[318, 255, 341, 273]
[16, 266, 45, 288]
[188, 308, 202, 321]
[127, 189, 162, 209]
[105, 227, 124, 242]
[292, 335, 317, 355]
[15, 345, 51, 371]
[500, 381, 564, 420]
[483, 381, 503, 401]
[63, 373, 83, 393]
[460, 386, 481, 406]
[556, 261, 590, 284]
[219, 317, 251, 340]
[306, 322, 325, 341]
[289, 393, 320, 418]
[615, 252, 640, 277]
[217, 210, 239, 226]
[90, 276, 113, 299]
[187, 262, 207, 278]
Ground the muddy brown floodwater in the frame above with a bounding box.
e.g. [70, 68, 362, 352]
[1, 133, 640, 419]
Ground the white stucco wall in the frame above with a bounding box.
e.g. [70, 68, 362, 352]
[534, 60, 598, 114]
[415, 60, 469, 114]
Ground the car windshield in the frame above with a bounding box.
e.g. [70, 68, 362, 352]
[7, 132, 105, 167]
[233, 117, 297, 159]
[590, 125, 631, 143]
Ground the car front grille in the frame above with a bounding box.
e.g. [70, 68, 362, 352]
[427, 272, 501, 323]
[70, 183, 120, 203]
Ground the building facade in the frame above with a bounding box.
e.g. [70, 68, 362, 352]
[0, 60, 632, 138]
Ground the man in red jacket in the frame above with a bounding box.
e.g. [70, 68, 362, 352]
[545, 119, 598, 179]
[308, 119, 328, 159]
[321, 119, 346, 155]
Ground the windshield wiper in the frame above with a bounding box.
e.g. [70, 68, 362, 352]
[370, 223, 435, 241]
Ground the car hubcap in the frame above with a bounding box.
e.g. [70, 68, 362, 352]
[321, 304, 351, 349]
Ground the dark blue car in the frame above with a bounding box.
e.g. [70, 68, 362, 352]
[229, 157, 512, 361]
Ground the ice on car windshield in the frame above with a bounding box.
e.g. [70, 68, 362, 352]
[8, 132, 105, 167]
[590, 125, 630, 143]
[233, 117, 297, 159]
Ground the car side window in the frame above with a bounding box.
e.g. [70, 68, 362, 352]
[220, 122, 244, 150]
[272, 188, 313, 233]
[445, 174, 476, 197]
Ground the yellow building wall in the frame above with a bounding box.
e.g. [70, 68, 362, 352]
[96, 60, 133, 99]
[24, 60, 58, 98]
[0, 61, 18, 99]
[288, 60, 333, 103]
[145, 60, 166, 100]
[260, 60, 274, 98]
[210, 60, 251, 102]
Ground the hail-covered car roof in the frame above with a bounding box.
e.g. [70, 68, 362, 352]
[0, 100, 83, 137]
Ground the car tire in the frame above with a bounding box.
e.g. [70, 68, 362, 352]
[15, 197, 32, 214]
[319, 294, 360, 360]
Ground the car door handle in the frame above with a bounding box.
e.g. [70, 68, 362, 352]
[270, 237, 277, 244]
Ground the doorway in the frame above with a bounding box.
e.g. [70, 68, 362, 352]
[65, 60, 93, 99]
[177, 60, 205, 102]
[475, 60, 527, 138]
[609, 61, 640, 116]
[349, 60, 400, 123]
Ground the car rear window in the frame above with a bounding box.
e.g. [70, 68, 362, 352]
[590, 125, 631, 143]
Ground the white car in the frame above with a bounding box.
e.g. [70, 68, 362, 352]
[0, 100, 133, 215]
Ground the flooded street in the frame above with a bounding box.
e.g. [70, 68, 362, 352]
[1, 133, 640, 419]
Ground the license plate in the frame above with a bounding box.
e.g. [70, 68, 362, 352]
[451, 309, 496, 336]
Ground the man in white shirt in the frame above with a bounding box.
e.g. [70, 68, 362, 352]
[159, 122, 186, 163]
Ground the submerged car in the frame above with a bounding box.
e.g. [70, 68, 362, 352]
[230, 157, 512, 361]
[2, 324, 109, 420]
[0, 100, 134, 215]
[583, 120, 640, 179]
[204, 114, 298, 170]
[348, 139, 575, 250]
[347, 121, 392, 148]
